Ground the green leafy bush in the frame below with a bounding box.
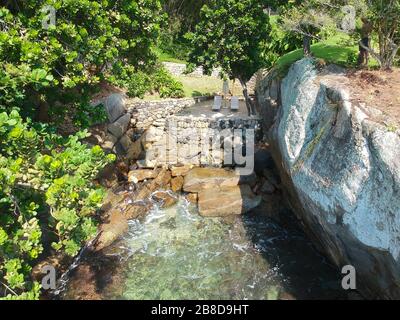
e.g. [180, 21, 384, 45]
[113, 64, 184, 99]
[0, 1, 164, 122]
[152, 67, 184, 98]
[0, 110, 115, 300]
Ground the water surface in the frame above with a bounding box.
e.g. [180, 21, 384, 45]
[89, 196, 346, 300]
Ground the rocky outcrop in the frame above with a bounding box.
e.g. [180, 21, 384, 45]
[256, 58, 400, 299]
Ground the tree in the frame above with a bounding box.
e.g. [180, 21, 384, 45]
[281, 0, 336, 56]
[361, 0, 400, 70]
[0, 0, 164, 122]
[187, 0, 270, 116]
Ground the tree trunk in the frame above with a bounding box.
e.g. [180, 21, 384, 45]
[239, 78, 255, 116]
[303, 35, 311, 57]
[36, 99, 50, 123]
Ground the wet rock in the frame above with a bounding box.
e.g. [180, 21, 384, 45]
[152, 191, 178, 208]
[260, 179, 276, 194]
[254, 148, 275, 175]
[186, 193, 198, 204]
[198, 185, 262, 217]
[171, 176, 184, 192]
[135, 169, 172, 201]
[126, 137, 144, 161]
[101, 134, 118, 151]
[183, 168, 257, 193]
[124, 201, 153, 220]
[95, 210, 128, 252]
[62, 264, 103, 300]
[128, 169, 159, 183]
[98, 163, 119, 188]
[262, 168, 280, 187]
[31, 253, 72, 284]
[116, 134, 132, 153]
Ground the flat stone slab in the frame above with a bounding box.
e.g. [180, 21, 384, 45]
[128, 169, 160, 183]
[170, 165, 193, 177]
[198, 185, 261, 217]
[183, 167, 257, 193]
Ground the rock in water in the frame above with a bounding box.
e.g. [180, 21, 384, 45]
[152, 191, 178, 208]
[260, 179, 276, 194]
[183, 167, 257, 193]
[95, 211, 128, 252]
[257, 57, 400, 299]
[186, 193, 198, 204]
[198, 185, 261, 217]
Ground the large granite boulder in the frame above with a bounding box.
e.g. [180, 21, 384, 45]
[257, 58, 400, 299]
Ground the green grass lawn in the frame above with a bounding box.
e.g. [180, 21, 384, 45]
[176, 75, 242, 97]
[142, 76, 242, 100]
[275, 34, 379, 75]
[153, 47, 187, 64]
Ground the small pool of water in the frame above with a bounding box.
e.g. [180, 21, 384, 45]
[68, 196, 347, 300]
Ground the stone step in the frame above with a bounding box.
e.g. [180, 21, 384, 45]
[183, 167, 257, 193]
[198, 185, 261, 217]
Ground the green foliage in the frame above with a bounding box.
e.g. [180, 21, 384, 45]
[0, 110, 115, 299]
[187, 0, 270, 84]
[262, 16, 303, 69]
[152, 67, 185, 98]
[158, 19, 191, 62]
[113, 65, 184, 99]
[0, 1, 164, 122]
[364, 0, 400, 69]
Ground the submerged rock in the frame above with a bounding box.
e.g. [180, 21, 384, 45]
[198, 185, 261, 217]
[260, 179, 276, 194]
[257, 57, 400, 298]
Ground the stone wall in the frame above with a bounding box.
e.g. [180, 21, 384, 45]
[137, 115, 262, 168]
[127, 97, 210, 130]
[96, 93, 261, 169]
[162, 62, 221, 78]
[95, 95, 210, 157]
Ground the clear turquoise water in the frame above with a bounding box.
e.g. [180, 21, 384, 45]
[99, 196, 345, 300]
